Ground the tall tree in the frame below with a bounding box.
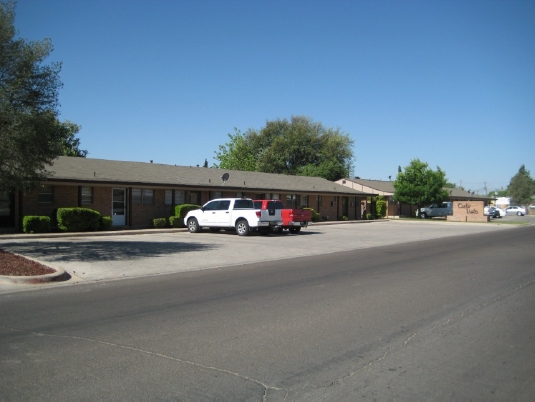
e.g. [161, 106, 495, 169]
[393, 159, 449, 215]
[214, 116, 354, 181]
[56, 120, 87, 157]
[507, 165, 534, 205]
[0, 1, 83, 191]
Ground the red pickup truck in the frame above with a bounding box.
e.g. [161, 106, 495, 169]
[253, 200, 311, 234]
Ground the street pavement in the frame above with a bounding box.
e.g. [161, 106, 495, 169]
[0, 217, 529, 294]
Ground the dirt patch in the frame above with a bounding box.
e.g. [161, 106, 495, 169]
[0, 250, 56, 276]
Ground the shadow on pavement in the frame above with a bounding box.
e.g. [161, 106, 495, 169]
[1, 241, 217, 263]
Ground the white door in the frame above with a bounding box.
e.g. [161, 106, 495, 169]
[112, 188, 126, 226]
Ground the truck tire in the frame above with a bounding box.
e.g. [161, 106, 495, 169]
[235, 220, 250, 236]
[420, 213, 427, 219]
[270, 226, 283, 234]
[289, 227, 301, 234]
[187, 218, 200, 233]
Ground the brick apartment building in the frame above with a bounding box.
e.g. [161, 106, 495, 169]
[0, 156, 374, 232]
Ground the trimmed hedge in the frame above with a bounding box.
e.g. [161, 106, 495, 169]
[57, 207, 101, 232]
[100, 216, 112, 230]
[304, 208, 321, 222]
[22, 216, 51, 233]
[172, 204, 201, 227]
[153, 218, 167, 228]
[169, 216, 181, 228]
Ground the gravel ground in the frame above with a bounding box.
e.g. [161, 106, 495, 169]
[0, 249, 55, 276]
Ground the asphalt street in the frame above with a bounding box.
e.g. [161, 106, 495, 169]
[0, 218, 534, 400]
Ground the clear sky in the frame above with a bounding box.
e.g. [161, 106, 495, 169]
[14, 0, 534, 194]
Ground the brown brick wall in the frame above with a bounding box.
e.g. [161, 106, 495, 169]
[448, 200, 489, 222]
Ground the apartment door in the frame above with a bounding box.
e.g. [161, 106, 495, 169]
[112, 188, 126, 226]
[0, 191, 15, 228]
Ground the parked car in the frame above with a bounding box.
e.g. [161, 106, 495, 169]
[505, 206, 526, 216]
[485, 206, 503, 218]
[486, 207, 501, 219]
[530, 204, 535, 210]
[493, 207, 506, 217]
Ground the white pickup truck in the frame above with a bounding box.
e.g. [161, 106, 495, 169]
[184, 198, 279, 236]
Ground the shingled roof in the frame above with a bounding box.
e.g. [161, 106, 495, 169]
[45, 156, 373, 196]
[341, 178, 492, 200]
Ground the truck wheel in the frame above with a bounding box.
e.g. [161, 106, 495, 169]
[289, 227, 301, 234]
[258, 227, 269, 236]
[420, 213, 427, 219]
[270, 226, 283, 234]
[235, 220, 250, 236]
[187, 218, 200, 233]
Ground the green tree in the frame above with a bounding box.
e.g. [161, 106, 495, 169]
[214, 128, 257, 171]
[507, 165, 534, 205]
[56, 120, 87, 157]
[0, 1, 83, 191]
[393, 159, 449, 215]
[214, 116, 354, 181]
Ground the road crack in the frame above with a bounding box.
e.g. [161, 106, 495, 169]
[0, 325, 288, 400]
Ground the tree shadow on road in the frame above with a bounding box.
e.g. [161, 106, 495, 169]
[2, 241, 217, 263]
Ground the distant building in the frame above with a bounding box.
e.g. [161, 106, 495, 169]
[336, 178, 493, 218]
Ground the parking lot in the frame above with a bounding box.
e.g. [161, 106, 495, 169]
[1, 218, 530, 294]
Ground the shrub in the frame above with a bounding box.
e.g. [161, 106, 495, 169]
[22, 216, 51, 233]
[100, 216, 112, 230]
[376, 196, 387, 218]
[153, 218, 167, 228]
[169, 216, 181, 228]
[366, 213, 375, 220]
[339, 215, 348, 221]
[304, 208, 321, 222]
[173, 204, 201, 227]
[57, 208, 101, 232]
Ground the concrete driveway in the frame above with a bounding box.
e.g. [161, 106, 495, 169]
[0, 219, 528, 294]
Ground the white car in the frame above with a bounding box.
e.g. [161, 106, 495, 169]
[485, 206, 505, 217]
[505, 206, 526, 216]
[494, 207, 506, 217]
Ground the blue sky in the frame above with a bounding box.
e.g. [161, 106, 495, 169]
[14, 0, 534, 194]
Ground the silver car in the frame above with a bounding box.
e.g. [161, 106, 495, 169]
[505, 206, 526, 216]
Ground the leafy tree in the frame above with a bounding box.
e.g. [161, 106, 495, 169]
[56, 120, 87, 157]
[393, 159, 449, 215]
[507, 165, 534, 205]
[0, 1, 83, 191]
[214, 116, 354, 181]
[214, 128, 257, 171]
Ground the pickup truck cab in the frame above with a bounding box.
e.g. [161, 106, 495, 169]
[253, 200, 311, 234]
[418, 202, 453, 219]
[184, 198, 271, 236]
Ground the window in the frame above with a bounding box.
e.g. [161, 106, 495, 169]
[132, 189, 154, 205]
[212, 191, 222, 199]
[38, 185, 53, 204]
[272, 194, 280, 200]
[81, 187, 93, 204]
[301, 195, 308, 208]
[165, 190, 172, 205]
[285, 194, 296, 208]
[330, 196, 336, 207]
[175, 190, 185, 205]
[234, 199, 254, 209]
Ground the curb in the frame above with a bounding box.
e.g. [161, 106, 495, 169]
[0, 266, 69, 285]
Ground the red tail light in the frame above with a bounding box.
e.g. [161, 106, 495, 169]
[256, 211, 261, 218]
